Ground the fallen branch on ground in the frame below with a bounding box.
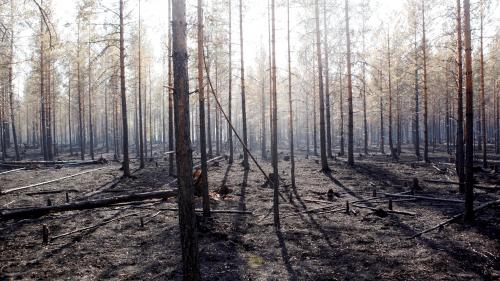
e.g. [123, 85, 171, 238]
[409, 199, 500, 239]
[50, 212, 140, 242]
[0, 166, 111, 195]
[0, 189, 177, 221]
[384, 193, 464, 203]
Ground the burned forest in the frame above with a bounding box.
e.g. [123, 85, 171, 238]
[1, 0, 500, 280]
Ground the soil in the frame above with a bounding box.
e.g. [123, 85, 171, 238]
[1, 146, 499, 280]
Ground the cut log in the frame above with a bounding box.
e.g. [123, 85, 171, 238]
[0, 190, 177, 221]
[0, 166, 111, 195]
[384, 193, 464, 203]
[409, 199, 500, 239]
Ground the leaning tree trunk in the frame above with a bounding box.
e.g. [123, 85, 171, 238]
[172, 0, 201, 278]
[119, 0, 130, 177]
[463, 0, 474, 223]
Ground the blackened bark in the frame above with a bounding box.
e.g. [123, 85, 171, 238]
[172, 0, 201, 278]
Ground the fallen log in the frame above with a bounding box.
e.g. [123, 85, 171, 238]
[423, 179, 498, 191]
[1, 159, 106, 166]
[409, 199, 500, 239]
[0, 167, 25, 176]
[351, 203, 417, 216]
[25, 189, 79, 196]
[384, 193, 464, 203]
[0, 189, 177, 221]
[156, 208, 253, 215]
[0, 166, 111, 195]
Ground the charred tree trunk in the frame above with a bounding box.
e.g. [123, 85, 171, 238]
[227, 0, 234, 164]
[339, 62, 345, 156]
[271, 0, 280, 228]
[40, 9, 48, 161]
[168, 0, 175, 175]
[287, 0, 296, 188]
[323, 0, 332, 158]
[119, 0, 130, 177]
[261, 68, 266, 159]
[455, 0, 465, 193]
[479, 0, 487, 168]
[197, 0, 210, 217]
[239, 0, 249, 170]
[172, 0, 201, 278]
[68, 67, 73, 156]
[138, 0, 145, 168]
[414, 15, 420, 160]
[345, 0, 354, 165]
[388, 31, 394, 159]
[463, 0, 474, 223]
[422, 0, 429, 163]
[88, 26, 94, 160]
[77, 22, 85, 160]
[8, 1, 20, 161]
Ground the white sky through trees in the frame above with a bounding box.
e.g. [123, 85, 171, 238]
[10, 0, 499, 99]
